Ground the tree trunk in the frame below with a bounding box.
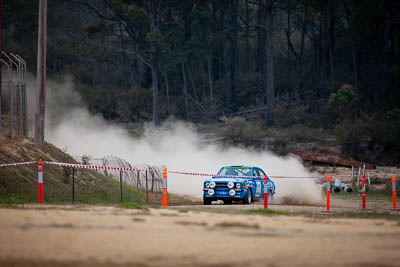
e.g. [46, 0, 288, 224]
[119, 23, 129, 90]
[327, 9, 335, 92]
[265, 0, 274, 127]
[297, 6, 308, 92]
[148, 0, 159, 127]
[228, 0, 238, 108]
[352, 43, 359, 92]
[151, 65, 159, 126]
[245, 0, 250, 73]
[213, 5, 225, 81]
[186, 63, 199, 101]
[181, 63, 188, 120]
[344, 4, 360, 92]
[164, 74, 170, 115]
[208, 47, 213, 100]
[287, 0, 291, 77]
[35, 0, 47, 148]
[318, 0, 324, 84]
[382, 6, 390, 103]
[0, 0, 2, 136]
[257, 0, 266, 73]
[312, 18, 318, 75]
[206, 1, 214, 100]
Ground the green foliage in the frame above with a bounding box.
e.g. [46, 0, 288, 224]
[328, 84, 359, 118]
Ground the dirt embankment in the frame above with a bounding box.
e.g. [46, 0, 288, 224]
[0, 137, 147, 204]
[1, 204, 400, 267]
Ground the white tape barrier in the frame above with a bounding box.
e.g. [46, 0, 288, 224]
[0, 161, 36, 167]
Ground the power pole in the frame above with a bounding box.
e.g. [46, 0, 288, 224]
[0, 0, 3, 136]
[35, 0, 47, 148]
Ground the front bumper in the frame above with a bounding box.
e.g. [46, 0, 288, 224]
[203, 188, 247, 199]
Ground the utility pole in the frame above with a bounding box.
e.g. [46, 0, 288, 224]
[35, 0, 47, 148]
[0, 0, 3, 135]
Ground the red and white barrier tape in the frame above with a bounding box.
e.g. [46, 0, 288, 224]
[270, 175, 326, 179]
[1, 161, 397, 179]
[44, 161, 149, 172]
[269, 175, 354, 179]
[0, 161, 36, 168]
[168, 170, 360, 179]
[168, 170, 326, 179]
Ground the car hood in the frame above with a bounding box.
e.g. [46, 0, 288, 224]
[209, 177, 247, 182]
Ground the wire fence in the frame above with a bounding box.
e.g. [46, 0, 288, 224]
[1, 51, 28, 139]
[0, 160, 164, 205]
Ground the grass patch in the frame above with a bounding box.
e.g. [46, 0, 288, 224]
[245, 209, 290, 216]
[120, 202, 145, 209]
[0, 138, 147, 206]
[167, 193, 197, 206]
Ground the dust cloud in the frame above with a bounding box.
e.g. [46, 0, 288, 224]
[32, 76, 323, 203]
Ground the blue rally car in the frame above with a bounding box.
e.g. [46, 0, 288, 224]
[203, 165, 276, 205]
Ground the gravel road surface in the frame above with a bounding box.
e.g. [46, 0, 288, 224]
[1, 202, 400, 267]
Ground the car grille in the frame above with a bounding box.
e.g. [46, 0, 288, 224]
[215, 182, 228, 188]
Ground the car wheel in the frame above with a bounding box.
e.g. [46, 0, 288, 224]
[243, 189, 252, 205]
[223, 199, 233, 205]
[203, 196, 212, 205]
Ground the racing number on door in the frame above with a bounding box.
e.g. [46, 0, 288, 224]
[254, 168, 262, 197]
[256, 181, 261, 197]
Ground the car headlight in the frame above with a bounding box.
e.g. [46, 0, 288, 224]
[235, 183, 241, 189]
[208, 189, 215, 195]
[205, 182, 210, 188]
[227, 181, 234, 188]
[209, 181, 216, 188]
[229, 189, 236, 196]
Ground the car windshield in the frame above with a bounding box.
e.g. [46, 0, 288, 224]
[217, 167, 252, 177]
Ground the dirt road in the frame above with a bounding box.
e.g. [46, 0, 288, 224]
[0, 204, 400, 267]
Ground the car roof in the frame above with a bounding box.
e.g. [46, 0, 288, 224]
[223, 165, 259, 169]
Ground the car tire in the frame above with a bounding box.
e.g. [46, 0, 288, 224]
[223, 199, 233, 205]
[243, 189, 252, 205]
[203, 196, 212, 205]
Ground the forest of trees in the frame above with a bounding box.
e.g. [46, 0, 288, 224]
[2, 0, 400, 163]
